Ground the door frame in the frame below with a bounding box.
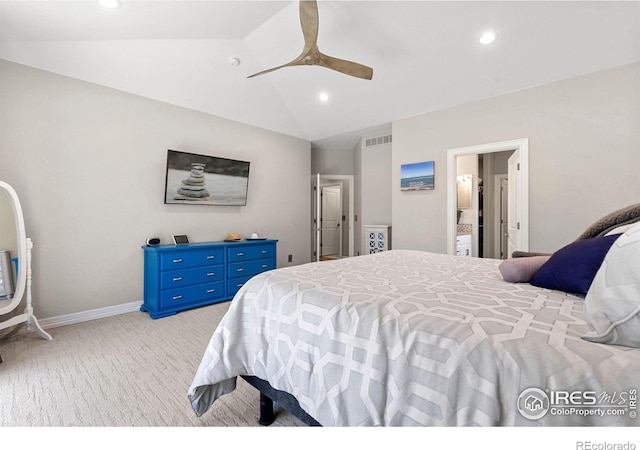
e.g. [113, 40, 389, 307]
[446, 138, 529, 256]
[494, 173, 508, 259]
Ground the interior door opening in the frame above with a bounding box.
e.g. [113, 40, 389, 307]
[311, 174, 355, 262]
[474, 151, 515, 259]
[446, 139, 529, 257]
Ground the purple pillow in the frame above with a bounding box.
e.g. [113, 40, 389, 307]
[530, 233, 622, 295]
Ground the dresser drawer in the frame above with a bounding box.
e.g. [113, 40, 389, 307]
[227, 275, 255, 297]
[160, 265, 223, 289]
[160, 248, 223, 271]
[228, 258, 275, 279]
[160, 281, 224, 308]
[227, 244, 275, 262]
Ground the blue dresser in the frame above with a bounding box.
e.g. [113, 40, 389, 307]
[141, 239, 277, 319]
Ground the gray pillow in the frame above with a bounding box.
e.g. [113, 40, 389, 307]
[582, 222, 640, 348]
[498, 256, 550, 283]
[576, 203, 640, 241]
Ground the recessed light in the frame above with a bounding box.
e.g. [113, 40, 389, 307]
[319, 92, 329, 102]
[480, 31, 496, 45]
[98, 0, 122, 9]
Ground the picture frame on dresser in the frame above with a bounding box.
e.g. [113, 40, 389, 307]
[141, 239, 277, 319]
[172, 234, 189, 245]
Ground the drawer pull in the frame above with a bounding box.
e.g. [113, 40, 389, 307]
[206, 289, 216, 293]
[237, 283, 244, 288]
[237, 268, 244, 272]
[172, 258, 183, 263]
[206, 255, 216, 260]
[236, 252, 245, 257]
[172, 277, 183, 282]
[206, 272, 216, 277]
[261, 250, 268, 254]
[261, 264, 268, 268]
[172, 295, 183, 301]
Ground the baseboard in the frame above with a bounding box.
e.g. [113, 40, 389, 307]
[37, 301, 143, 330]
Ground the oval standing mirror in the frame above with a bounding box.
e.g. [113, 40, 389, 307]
[0, 180, 51, 350]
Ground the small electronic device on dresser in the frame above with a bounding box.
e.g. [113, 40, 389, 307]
[141, 238, 278, 319]
[172, 235, 189, 245]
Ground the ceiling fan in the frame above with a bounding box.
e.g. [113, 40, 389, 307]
[247, 0, 373, 80]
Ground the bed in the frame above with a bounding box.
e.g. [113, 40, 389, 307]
[188, 230, 640, 426]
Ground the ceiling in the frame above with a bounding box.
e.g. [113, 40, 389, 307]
[1, 1, 639, 151]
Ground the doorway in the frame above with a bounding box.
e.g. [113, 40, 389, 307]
[311, 174, 355, 262]
[446, 138, 529, 257]
[476, 151, 515, 259]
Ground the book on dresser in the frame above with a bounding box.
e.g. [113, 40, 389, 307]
[141, 239, 278, 319]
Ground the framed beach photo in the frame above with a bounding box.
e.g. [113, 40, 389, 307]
[400, 161, 434, 191]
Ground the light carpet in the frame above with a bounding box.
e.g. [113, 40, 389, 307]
[0, 301, 304, 427]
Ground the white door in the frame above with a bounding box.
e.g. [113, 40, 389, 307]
[507, 150, 522, 257]
[321, 185, 342, 257]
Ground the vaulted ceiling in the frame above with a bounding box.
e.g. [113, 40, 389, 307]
[1, 1, 639, 150]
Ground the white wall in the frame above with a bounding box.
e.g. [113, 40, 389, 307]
[357, 140, 392, 254]
[0, 59, 311, 319]
[392, 62, 640, 255]
[311, 147, 354, 175]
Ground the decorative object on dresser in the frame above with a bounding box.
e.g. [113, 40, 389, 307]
[146, 237, 161, 247]
[364, 225, 391, 254]
[224, 232, 244, 242]
[141, 239, 277, 319]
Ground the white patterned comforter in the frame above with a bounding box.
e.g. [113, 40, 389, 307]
[188, 250, 640, 426]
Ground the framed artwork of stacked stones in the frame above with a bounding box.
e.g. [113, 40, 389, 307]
[164, 150, 250, 206]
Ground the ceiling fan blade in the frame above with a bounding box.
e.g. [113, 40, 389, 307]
[248, 0, 374, 81]
[247, 57, 306, 79]
[299, 0, 319, 54]
[317, 52, 374, 80]
[247, 1, 317, 79]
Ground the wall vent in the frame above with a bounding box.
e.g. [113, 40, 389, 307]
[365, 135, 392, 147]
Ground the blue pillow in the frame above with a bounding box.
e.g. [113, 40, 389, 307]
[529, 233, 622, 295]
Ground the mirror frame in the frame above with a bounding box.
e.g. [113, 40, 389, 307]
[0, 180, 27, 315]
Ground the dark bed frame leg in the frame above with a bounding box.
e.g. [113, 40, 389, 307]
[259, 392, 275, 426]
